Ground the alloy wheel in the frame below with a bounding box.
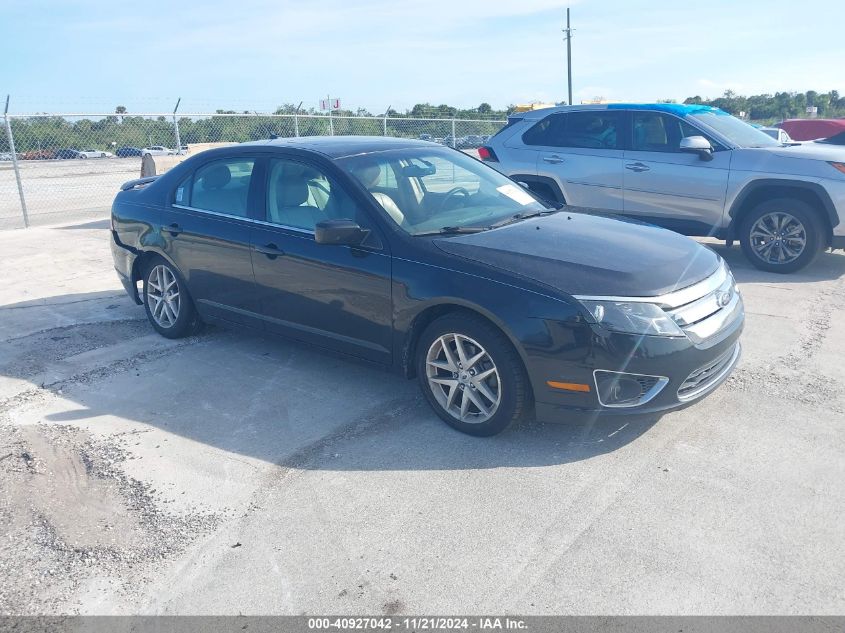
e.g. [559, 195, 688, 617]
[749, 211, 807, 265]
[147, 265, 181, 328]
[425, 333, 501, 423]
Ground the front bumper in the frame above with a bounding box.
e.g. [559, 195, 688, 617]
[531, 298, 744, 424]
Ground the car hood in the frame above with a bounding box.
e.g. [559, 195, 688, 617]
[756, 142, 845, 161]
[433, 210, 720, 297]
[732, 144, 845, 177]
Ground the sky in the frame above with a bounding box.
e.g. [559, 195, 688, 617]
[1, 0, 844, 115]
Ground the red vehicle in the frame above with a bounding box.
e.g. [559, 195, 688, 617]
[21, 149, 53, 160]
[778, 118, 845, 141]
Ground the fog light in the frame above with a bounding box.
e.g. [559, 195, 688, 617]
[594, 370, 668, 408]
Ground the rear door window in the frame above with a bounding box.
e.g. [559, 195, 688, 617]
[523, 111, 624, 149]
[183, 158, 255, 217]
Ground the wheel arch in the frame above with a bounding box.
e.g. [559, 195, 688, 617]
[130, 249, 181, 300]
[728, 179, 837, 243]
[400, 301, 532, 382]
[507, 174, 567, 205]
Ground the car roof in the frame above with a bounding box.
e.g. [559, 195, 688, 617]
[242, 135, 441, 158]
[515, 102, 728, 120]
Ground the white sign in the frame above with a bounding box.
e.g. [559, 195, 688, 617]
[807, 106, 818, 114]
[497, 184, 536, 206]
[320, 98, 341, 111]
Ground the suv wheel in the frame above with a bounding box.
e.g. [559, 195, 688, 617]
[416, 313, 529, 436]
[740, 198, 826, 273]
[142, 257, 201, 338]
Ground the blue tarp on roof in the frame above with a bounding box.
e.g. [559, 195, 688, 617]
[607, 103, 729, 116]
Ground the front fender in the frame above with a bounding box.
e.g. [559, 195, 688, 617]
[391, 256, 585, 397]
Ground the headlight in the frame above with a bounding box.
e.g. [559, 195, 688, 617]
[579, 300, 685, 337]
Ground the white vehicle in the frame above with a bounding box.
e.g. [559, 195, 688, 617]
[760, 127, 795, 144]
[78, 149, 114, 158]
[141, 146, 175, 157]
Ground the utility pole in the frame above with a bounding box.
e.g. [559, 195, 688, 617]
[563, 8, 574, 105]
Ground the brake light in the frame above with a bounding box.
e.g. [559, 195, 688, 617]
[478, 146, 498, 162]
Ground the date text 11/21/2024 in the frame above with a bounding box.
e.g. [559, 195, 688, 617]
[307, 617, 528, 630]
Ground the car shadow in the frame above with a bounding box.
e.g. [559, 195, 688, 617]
[2, 290, 663, 472]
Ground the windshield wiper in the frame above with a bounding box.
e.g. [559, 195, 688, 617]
[414, 226, 489, 236]
[489, 208, 560, 229]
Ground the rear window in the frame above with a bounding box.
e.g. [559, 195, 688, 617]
[176, 158, 255, 217]
[523, 111, 623, 149]
[490, 116, 523, 139]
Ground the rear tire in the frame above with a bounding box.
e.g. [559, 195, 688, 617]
[415, 313, 529, 437]
[739, 198, 826, 273]
[142, 256, 201, 339]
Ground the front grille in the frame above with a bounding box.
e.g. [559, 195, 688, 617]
[677, 343, 740, 401]
[664, 264, 741, 344]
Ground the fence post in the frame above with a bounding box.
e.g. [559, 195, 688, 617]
[172, 97, 182, 153]
[3, 96, 28, 228]
[383, 105, 390, 136]
[294, 101, 302, 138]
[451, 118, 456, 148]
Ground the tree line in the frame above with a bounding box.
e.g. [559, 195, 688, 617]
[3, 93, 842, 155]
[2, 103, 508, 155]
[680, 90, 845, 122]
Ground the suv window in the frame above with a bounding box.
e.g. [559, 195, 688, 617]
[523, 111, 623, 149]
[182, 158, 255, 216]
[632, 113, 672, 151]
[266, 158, 362, 231]
[631, 113, 722, 153]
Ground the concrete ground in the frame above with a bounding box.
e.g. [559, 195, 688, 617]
[0, 221, 843, 615]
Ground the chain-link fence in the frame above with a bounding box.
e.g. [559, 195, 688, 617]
[1, 111, 506, 230]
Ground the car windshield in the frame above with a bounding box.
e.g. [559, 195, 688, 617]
[337, 147, 549, 235]
[689, 111, 780, 148]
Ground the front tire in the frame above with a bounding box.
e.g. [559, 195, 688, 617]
[142, 257, 199, 339]
[740, 198, 825, 273]
[415, 313, 529, 436]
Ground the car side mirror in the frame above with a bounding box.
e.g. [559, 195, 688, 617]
[315, 218, 367, 246]
[679, 135, 714, 161]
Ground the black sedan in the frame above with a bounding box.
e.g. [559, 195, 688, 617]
[116, 146, 143, 157]
[54, 148, 81, 160]
[110, 137, 744, 436]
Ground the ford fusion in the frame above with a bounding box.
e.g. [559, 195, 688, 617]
[110, 137, 744, 436]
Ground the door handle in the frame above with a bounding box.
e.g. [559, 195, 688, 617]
[253, 243, 285, 259]
[542, 155, 564, 164]
[625, 162, 650, 172]
[166, 223, 182, 236]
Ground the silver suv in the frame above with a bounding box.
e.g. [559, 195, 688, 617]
[482, 103, 845, 272]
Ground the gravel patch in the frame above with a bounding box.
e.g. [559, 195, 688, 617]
[0, 423, 219, 615]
